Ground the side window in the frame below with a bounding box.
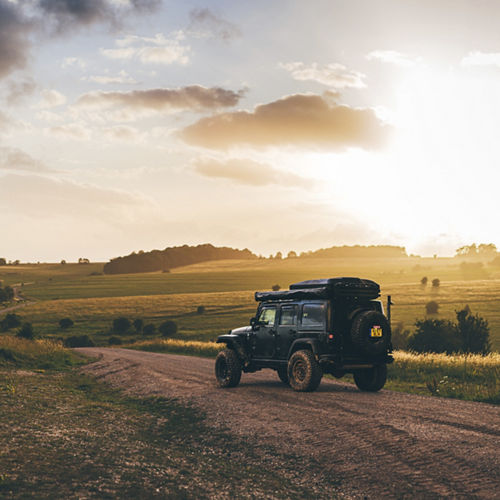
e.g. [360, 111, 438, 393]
[258, 307, 276, 326]
[301, 304, 326, 327]
[279, 305, 298, 326]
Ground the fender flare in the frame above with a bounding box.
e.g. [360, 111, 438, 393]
[287, 338, 321, 360]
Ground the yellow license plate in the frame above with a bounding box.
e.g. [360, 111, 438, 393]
[370, 326, 383, 338]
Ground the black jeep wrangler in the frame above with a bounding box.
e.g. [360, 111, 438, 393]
[215, 277, 393, 392]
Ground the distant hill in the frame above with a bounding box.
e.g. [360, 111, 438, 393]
[298, 245, 407, 259]
[103, 244, 258, 275]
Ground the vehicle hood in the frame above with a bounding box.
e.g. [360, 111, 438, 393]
[230, 326, 252, 335]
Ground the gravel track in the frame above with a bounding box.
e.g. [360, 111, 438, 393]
[77, 347, 500, 499]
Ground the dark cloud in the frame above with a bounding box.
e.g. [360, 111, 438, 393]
[5, 77, 37, 105]
[0, 1, 32, 79]
[180, 93, 390, 151]
[188, 8, 240, 41]
[194, 157, 316, 188]
[0, 0, 161, 80]
[78, 85, 245, 112]
[0, 147, 56, 173]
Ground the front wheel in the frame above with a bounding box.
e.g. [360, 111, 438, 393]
[353, 364, 387, 392]
[215, 349, 242, 388]
[288, 350, 322, 392]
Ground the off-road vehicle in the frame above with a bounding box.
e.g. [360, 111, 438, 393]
[215, 277, 393, 392]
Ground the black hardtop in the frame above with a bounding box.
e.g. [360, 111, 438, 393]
[255, 277, 380, 302]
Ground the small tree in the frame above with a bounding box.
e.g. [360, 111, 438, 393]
[271, 284, 281, 291]
[287, 251, 297, 259]
[17, 323, 34, 340]
[143, 323, 156, 335]
[196, 306, 205, 315]
[432, 278, 440, 288]
[108, 336, 123, 345]
[159, 320, 177, 337]
[112, 317, 131, 334]
[133, 318, 143, 333]
[64, 335, 95, 348]
[455, 306, 490, 354]
[1, 313, 21, 331]
[59, 318, 74, 329]
[60, 259, 67, 265]
[408, 319, 459, 354]
[0, 258, 6, 266]
[425, 301, 439, 315]
[420, 276, 428, 286]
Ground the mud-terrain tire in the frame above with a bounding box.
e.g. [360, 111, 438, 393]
[351, 310, 391, 356]
[353, 364, 387, 392]
[215, 349, 242, 388]
[288, 350, 322, 392]
[277, 365, 289, 385]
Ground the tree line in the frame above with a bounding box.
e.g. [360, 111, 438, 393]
[103, 243, 258, 275]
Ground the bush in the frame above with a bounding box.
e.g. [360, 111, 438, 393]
[159, 320, 177, 337]
[425, 301, 439, 315]
[456, 306, 490, 354]
[432, 278, 440, 288]
[64, 335, 95, 348]
[196, 306, 205, 315]
[112, 317, 131, 334]
[0, 286, 14, 302]
[133, 318, 143, 333]
[1, 313, 21, 331]
[143, 324, 156, 335]
[59, 318, 74, 329]
[271, 284, 281, 291]
[420, 276, 428, 286]
[391, 322, 411, 350]
[16, 323, 35, 340]
[108, 336, 123, 346]
[409, 319, 459, 354]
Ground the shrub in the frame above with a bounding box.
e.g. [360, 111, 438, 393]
[16, 323, 35, 340]
[391, 322, 411, 350]
[112, 317, 131, 334]
[432, 278, 440, 288]
[420, 276, 428, 286]
[1, 313, 21, 331]
[143, 323, 156, 335]
[271, 284, 281, 291]
[409, 319, 459, 354]
[159, 320, 177, 337]
[133, 318, 143, 333]
[456, 306, 490, 355]
[64, 335, 95, 348]
[196, 305, 205, 315]
[425, 301, 439, 315]
[59, 318, 74, 329]
[108, 336, 123, 346]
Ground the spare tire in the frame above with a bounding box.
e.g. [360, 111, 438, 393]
[350, 310, 391, 356]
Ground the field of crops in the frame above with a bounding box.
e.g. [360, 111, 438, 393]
[1, 259, 500, 350]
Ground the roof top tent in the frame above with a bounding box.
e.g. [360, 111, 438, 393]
[255, 277, 380, 302]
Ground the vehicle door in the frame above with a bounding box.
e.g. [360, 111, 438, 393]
[276, 304, 298, 359]
[254, 305, 277, 358]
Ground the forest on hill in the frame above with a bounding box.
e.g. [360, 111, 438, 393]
[103, 244, 257, 275]
[297, 245, 407, 259]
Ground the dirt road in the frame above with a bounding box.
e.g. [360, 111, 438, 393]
[78, 348, 500, 499]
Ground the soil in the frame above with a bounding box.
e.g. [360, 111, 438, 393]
[77, 347, 500, 499]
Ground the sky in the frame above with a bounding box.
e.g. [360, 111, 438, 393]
[1, 0, 500, 262]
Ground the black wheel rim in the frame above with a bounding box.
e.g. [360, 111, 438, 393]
[292, 359, 306, 382]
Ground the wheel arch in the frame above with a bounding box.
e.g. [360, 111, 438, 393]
[287, 338, 321, 360]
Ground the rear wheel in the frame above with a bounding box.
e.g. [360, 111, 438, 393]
[353, 364, 387, 392]
[288, 350, 322, 392]
[277, 365, 289, 385]
[215, 349, 242, 388]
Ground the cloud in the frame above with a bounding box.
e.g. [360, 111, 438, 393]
[102, 125, 142, 142]
[461, 51, 500, 67]
[0, 147, 56, 173]
[47, 123, 91, 140]
[366, 50, 420, 67]
[101, 33, 190, 65]
[36, 89, 67, 109]
[188, 8, 240, 41]
[193, 157, 316, 188]
[77, 86, 245, 115]
[280, 62, 365, 89]
[0, 0, 161, 80]
[180, 93, 390, 151]
[5, 77, 37, 105]
[84, 71, 137, 85]
[0, 1, 32, 79]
